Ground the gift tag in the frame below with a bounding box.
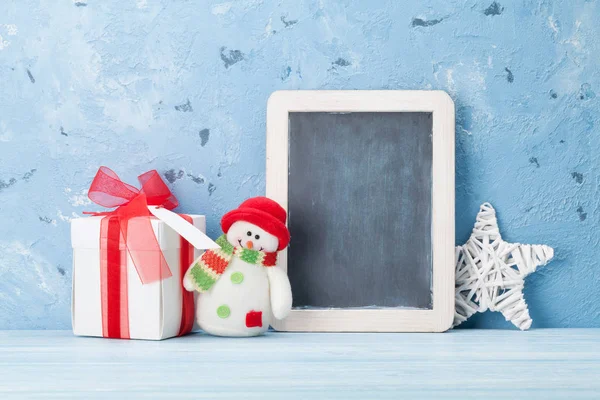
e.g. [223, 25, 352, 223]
[147, 206, 220, 250]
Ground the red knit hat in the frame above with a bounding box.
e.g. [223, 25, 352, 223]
[221, 197, 290, 251]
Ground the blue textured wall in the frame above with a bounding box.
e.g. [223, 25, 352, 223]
[0, 0, 598, 329]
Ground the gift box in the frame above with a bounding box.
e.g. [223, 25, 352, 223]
[71, 167, 218, 340]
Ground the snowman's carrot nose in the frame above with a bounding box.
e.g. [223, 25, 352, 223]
[246, 241, 254, 249]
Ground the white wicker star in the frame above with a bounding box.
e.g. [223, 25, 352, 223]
[454, 203, 554, 330]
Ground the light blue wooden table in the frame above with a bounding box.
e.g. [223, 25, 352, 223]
[0, 329, 598, 399]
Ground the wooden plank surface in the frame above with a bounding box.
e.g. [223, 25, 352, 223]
[0, 329, 598, 399]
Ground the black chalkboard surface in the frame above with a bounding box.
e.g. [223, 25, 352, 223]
[287, 112, 433, 310]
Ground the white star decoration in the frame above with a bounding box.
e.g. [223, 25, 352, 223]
[454, 203, 554, 330]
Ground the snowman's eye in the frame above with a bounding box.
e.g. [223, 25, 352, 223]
[255, 234, 260, 240]
[247, 231, 252, 236]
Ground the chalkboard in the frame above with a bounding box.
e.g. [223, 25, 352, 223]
[266, 90, 455, 332]
[288, 112, 433, 309]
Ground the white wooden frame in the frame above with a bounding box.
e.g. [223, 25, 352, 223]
[266, 90, 455, 332]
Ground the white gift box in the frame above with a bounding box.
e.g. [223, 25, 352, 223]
[71, 213, 206, 340]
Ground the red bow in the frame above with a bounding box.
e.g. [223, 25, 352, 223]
[85, 166, 178, 284]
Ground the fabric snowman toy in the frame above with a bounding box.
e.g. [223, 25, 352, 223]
[183, 197, 292, 337]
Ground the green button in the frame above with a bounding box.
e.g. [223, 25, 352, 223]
[231, 272, 244, 284]
[217, 305, 230, 319]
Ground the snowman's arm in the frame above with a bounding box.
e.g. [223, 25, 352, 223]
[266, 266, 293, 320]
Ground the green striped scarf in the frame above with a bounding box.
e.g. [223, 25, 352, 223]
[185, 235, 278, 293]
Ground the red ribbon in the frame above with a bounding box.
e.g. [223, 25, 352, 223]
[86, 167, 194, 339]
[178, 215, 196, 336]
